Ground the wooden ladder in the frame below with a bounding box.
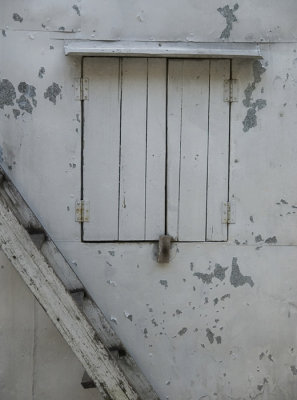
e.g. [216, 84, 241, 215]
[0, 168, 159, 400]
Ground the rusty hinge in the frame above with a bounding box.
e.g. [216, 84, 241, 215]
[224, 79, 238, 103]
[74, 78, 89, 101]
[221, 201, 236, 224]
[75, 200, 90, 222]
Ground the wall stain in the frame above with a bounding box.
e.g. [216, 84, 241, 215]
[230, 257, 254, 288]
[38, 67, 45, 79]
[2, 30, 6, 37]
[206, 328, 214, 344]
[160, 280, 168, 289]
[72, 4, 81, 16]
[12, 13, 23, 23]
[178, 327, 188, 336]
[221, 293, 230, 301]
[44, 82, 62, 104]
[0, 79, 16, 109]
[291, 366, 297, 375]
[217, 4, 239, 39]
[242, 61, 267, 132]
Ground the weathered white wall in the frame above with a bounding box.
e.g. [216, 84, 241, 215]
[0, 250, 99, 400]
[1, 1, 297, 399]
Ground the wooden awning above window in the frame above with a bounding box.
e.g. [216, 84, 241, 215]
[64, 40, 262, 59]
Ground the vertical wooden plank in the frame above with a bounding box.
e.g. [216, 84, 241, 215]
[206, 60, 230, 241]
[167, 60, 183, 240]
[145, 59, 167, 240]
[167, 60, 210, 241]
[83, 58, 121, 241]
[178, 60, 210, 241]
[119, 58, 148, 240]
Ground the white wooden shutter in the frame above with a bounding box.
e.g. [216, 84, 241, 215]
[83, 57, 166, 241]
[83, 58, 229, 242]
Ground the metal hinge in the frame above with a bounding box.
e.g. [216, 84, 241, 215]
[75, 200, 90, 222]
[221, 201, 236, 224]
[224, 79, 238, 102]
[74, 78, 89, 100]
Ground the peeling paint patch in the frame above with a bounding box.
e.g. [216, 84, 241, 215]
[12, 13, 23, 23]
[255, 234, 263, 243]
[230, 257, 254, 288]
[213, 264, 228, 281]
[159, 280, 168, 289]
[12, 109, 20, 119]
[242, 61, 267, 132]
[194, 264, 227, 284]
[265, 236, 277, 244]
[291, 366, 297, 375]
[38, 67, 45, 79]
[2, 30, 6, 37]
[124, 311, 133, 321]
[16, 95, 33, 113]
[0, 79, 16, 109]
[72, 4, 81, 15]
[215, 336, 222, 344]
[217, 4, 239, 39]
[178, 327, 188, 336]
[16, 82, 37, 114]
[206, 328, 214, 344]
[221, 293, 230, 301]
[106, 280, 117, 287]
[193, 271, 213, 284]
[44, 83, 62, 105]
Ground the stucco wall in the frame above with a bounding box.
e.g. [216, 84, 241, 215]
[1, 1, 297, 399]
[0, 250, 99, 400]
